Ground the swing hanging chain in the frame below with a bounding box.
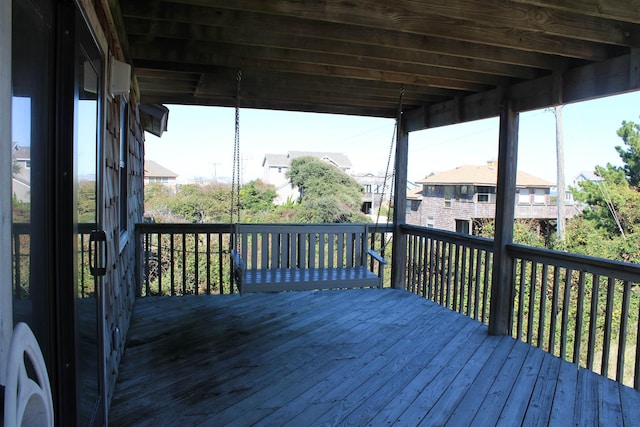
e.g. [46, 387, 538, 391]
[230, 70, 242, 251]
[375, 85, 404, 251]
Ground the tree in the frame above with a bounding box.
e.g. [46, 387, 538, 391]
[240, 180, 276, 213]
[286, 156, 368, 223]
[568, 118, 640, 263]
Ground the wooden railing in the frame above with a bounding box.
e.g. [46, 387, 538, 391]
[136, 220, 640, 387]
[402, 225, 494, 324]
[401, 224, 640, 389]
[135, 222, 394, 296]
[508, 244, 640, 389]
[12, 223, 95, 299]
[134, 223, 234, 296]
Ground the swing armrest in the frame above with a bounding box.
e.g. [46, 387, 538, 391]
[366, 249, 387, 287]
[367, 248, 387, 265]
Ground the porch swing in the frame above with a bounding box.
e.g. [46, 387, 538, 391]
[230, 73, 389, 294]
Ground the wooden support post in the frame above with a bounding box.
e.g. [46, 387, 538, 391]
[489, 100, 519, 336]
[391, 116, 408, 290]
[0, 0, 12, 386]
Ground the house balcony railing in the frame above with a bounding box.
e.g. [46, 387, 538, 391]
[12, 222, 96, 300]
[12, 222, 640, 389]
[133, 222, 394, 296]
[400, 224, 640, 390]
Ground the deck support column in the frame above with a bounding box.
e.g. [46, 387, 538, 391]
[0, 0, 12, 386]
[391, 115, 408, 290]
[489, 100, 519, 336]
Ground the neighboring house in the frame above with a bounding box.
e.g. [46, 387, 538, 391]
[263, 151, 353, 204]
[144, 160, 178, 191]
[353, 172, 389, 214]
[407, 161, 577, 234]
[11, 144, 30, 203]
[573, 170, 604, 187]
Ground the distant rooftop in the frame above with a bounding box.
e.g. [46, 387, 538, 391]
[144, 160, 178, 178]
[263, 151, 352, 169]
[417, 162, 554, 188]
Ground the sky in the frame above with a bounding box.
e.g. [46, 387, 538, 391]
[144, 91, 640, 185]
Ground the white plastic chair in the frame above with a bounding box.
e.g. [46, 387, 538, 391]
[4, 322, 54, 427]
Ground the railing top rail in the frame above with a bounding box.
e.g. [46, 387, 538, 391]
[135, 222, 394, 234]
[135, 223, 234, 233]
[508, 243, 640, 282]
[400, 224, 494, 251]
[236, 223, 377, 233]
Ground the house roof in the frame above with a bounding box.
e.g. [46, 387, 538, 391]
[573, 170, 603, 183]
[416, 163, 554, 187]
[263, 154, 290, 168]
[263, 151, 353, 169]
[406, 187, 423, 200]
[144, 160, 178, 178]
[12, 146, 30, 160]
[116, 1, 640, 130]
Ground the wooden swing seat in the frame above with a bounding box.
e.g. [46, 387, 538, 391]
[231, 223, 386, 294]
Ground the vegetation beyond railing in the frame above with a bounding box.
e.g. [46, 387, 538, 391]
[402, 225, 494, 324]
[509, 243, 640, 389]
[135, 222, 394, 296]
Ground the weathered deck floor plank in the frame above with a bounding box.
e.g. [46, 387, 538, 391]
[110, 288, 640, 426]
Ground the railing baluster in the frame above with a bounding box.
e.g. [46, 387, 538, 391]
[549, 265, 560, 355]
[560, 268, 573, 361]
[516, 259, 526, 341]
[466, 246, 474, 318]
[428, 237, 435, 300]
[206, 233, 211, 295]
[617, 280, 631, 383]
[574, 271, 586, 365]
[182, 233, 187, 295]
[157, 232, 162, 295]
[445, 242, 453, 309]
[144, 231, 150, 296]
[194, 232, 199, 295]
[482, 251, 491, 324]
[170, 234, 175, 296]
[602, 277, 615, 376]
[420, 236, 427, 297]
[635, 300, 640, 390]
[538, 263, 549, 349]
[473, 248, 482, 321]
[452, 243, 460, 311]
[527, 260, 537, 344]
[587, 274, 600, 371]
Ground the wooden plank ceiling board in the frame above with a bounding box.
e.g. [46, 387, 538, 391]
[112, 0, 640, 131]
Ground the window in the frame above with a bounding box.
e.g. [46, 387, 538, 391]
[364, 184, 372, 193]
[534, 188, 545, 204]
[427, 216, 435, 228]
[444, 186, 453, 208]
[119, 99, 128, 237]
[456, 219, 470, 234]
[477, 194, 489, 203]
[518, 188, 530, 204]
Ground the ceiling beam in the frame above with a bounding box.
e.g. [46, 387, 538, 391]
[160, 0, 613, 59]
[405, 52, 639, 132]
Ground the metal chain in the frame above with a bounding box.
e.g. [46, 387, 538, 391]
[375, 85, 404, 251]
[230, 70, 242, 250]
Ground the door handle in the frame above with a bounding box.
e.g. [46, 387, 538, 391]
[89, 230, 107, 276]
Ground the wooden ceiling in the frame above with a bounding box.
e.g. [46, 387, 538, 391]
[112, 0, 640, 131]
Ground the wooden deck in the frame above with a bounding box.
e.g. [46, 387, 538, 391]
[109, 289, 640, 426]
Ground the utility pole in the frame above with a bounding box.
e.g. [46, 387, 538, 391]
[555, 105, 566, 242]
